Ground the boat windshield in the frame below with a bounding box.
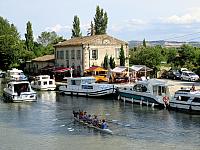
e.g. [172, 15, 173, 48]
[14, 83, 30, 93]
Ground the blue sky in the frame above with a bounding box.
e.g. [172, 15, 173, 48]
[1, 0, 200, 41]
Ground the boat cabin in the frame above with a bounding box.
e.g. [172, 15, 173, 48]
[174, 89, 200, 102]
[67, 77, 96, 86]
[7, 81, 31, 94]
[32, 75, 55, 87]
[129, 79, 170, 96]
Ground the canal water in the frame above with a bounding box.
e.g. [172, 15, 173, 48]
[0, 80, 199, 150]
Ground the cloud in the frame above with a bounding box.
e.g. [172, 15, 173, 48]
[45, 23, 90, 34]
[45, 24, 71, 32]
[163, 7, 200, 24]
[110, 19, 147, 32]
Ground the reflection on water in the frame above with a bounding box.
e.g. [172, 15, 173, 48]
[0, 79, 199, 150]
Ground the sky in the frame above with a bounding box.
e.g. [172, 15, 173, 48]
[1, 0, 200, 42]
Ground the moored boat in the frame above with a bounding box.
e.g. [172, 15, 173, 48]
[31, 75, 56, 91]
[169, 88, 200, 114]
[3, 80, 37, 102]
[59, 77, 114, 97]
[73, 116, 113, 134]
[117, 79, 171, 108]
[5, 68, 27, 82]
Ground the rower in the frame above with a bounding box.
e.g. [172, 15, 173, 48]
[82, 111, 88, 121]
[79, 110, 84, 119]
[92, 115, 99, 127]
[101, 119, 108, 129]
[73, 110, 79, 118]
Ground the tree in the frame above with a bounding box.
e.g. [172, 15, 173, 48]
[119, 45, 125, 66]
[143, 38, 146, 47]
[87, 21, 95, 36]
[25, 21, 34, 51]
[103, 54, 109, 69]
[71, 15, 82, 38]
[0, 17, 21, 70]
[177, 44, 196, 68]
[94, 5, 108, 35]
[37, 31, 63, 46]
[109, 56, 115, 69]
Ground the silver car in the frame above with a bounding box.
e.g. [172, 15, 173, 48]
[181, 71, 199, 81]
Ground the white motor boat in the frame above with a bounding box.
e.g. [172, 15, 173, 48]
[59, 77, 114, 97]
[169, 88, 200, 114]
[31, 75, 56, 91]
[3, 80, 37, 102]
[5, 68, 27, 81]
[117, 79, 171, 108]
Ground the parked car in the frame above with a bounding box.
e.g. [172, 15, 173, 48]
[180, 71, 199, 81]
[166, 70, 181, 80]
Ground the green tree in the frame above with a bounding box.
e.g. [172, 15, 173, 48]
[87, 21, 95, 36]
[71, 15, 82, 38]
[25, 21, 34, 51]
[143, 38, 146, 47]
[103, 54, 109, 69]
[177, 44, 196, 68]
[0, 17, 22, 70]
[109, 56, 115, 69]
[94, 5, 108, 35]
[37, 31, 63, 46]
[119, 45, 125, 66]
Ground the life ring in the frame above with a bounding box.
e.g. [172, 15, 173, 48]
[163, 96, 169, 104]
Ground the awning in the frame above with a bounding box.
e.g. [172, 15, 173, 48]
[85, 66, 108, 72]
[53, 67, 72, 73]
[130, 65, 152, 72]
[111, 66, 127, 73]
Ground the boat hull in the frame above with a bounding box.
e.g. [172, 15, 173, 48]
[3, 91, 37, 103]
[118, 91, 165, 108]
[169, 101, 200, 114]
[59, 87, 114, 97]
[31, 86, 56, 91]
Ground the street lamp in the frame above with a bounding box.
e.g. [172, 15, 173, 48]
[87, 44, 90, 68]
[127, 54, 130, 84]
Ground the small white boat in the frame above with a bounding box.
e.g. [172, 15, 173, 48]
[169, 88, 200, 114]
[59, 77, 114, 97]
[3, 80, 37, 102]
[31, 75, 56, 91]
[117, 79, 171, 108]
[5, 68, 27, 81]
[73, 117, 113, 134]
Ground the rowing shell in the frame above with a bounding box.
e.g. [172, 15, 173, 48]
[74, 117, 113, 135]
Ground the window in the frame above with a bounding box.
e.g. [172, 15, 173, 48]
[60, 51, 64, 59]
[43, 81, 47, 85]
[56, 51, 64, 59]
[77, 50, 81, 59]
[49, 81, 53, 85]
[71, 50, 75, 59]
[66, 50, 69, 59]
[91, 49, 98, 59]
[133, 84, 147, 92]
[176, 96, 190, 101]
[66, 60, 69, 68]
[192, 97, 200, 103]
[82, 85, 93, 89]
